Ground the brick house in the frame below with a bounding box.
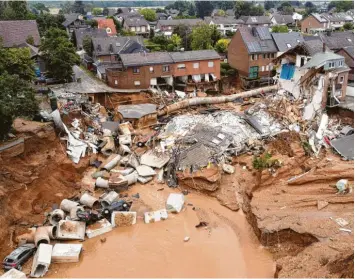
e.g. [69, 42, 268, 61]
[97, 18, 117, 36]
[106, 50, 220, 90]
[239, 16, 272, 27]
[336, 46, 354, 82]
[123, 17, 150, 37]
[62, 13, 88, 34]
[228, 27, 277, 83]
[301, 13, 328, 33]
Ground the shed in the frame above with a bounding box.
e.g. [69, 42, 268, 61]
[116, 104, 157, 128]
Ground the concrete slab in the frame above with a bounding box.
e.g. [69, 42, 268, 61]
[51, 244, 82, 263]
[166, 193, 185, 213]
[140, 150, 170, 168]
[137, 176, 153, 184]
[111, 211, 137, 227]
[86, 219, 112, 239]
[30, 243, 53, 278]
[136, 165, 156, 177]
[1, 268, 26, 278]
[56, 220, 86, 240]
[119, 134, 131, 145]
[144, 209, 168, 224]
[330, 134, 354, 160]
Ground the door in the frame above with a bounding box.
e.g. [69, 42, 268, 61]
[280, 63, 295, 80]
[249, 66, 259, 79]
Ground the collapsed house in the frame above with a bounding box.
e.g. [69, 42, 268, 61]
[273, 45, 350, 120]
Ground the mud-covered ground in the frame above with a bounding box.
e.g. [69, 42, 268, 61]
[0, 114, 353, 278]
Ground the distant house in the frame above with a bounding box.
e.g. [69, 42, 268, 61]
[166, 8, 179, 18]
[74, 28, 108, 50]
[301, 13, 353, 33]
[228, 27, 277, 88]
[270, 14, 294, 26]
[156, 12, 171, 20]
[114, 10, 141, 23]
[62, 13, 88, 34]
[239, 16, 272, 27]
[204, 16, 243, 36]
[156, 19, 203, 37]
[97, 18, 117, 36]
[106, 50, 221, 90]
[271, 32, 304, 56]
[319, 31, 354, 51]
[91, 36, 147, 80]
[123, 17, 150, 37]
[0, 20, 41, 47]
[336, 46, 354, 82]
[273, 48, 349, 111]
[0, 20, 44, 75]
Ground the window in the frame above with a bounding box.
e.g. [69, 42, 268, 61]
[266, 65, 269, 71]
[133, 67, 140, 74]
[163, 65, 170, 72]
[134, 81, 141, 86]
[136, 26, 141, 31]
[131, 27, 136, 31]
[263, 54, 267, 59]
[286, 43, 292, 48]
[149, 66, 154, 73]
[208, 61, 214, 67]
[193, 62, 199, 68]
[249, 66, 259, 78]
[339, 76, 344, 84]
[339, 60, 344, 66]
[114, 80, 118, 85]
[177, 63, 186, 69]
[270, 53, 275, 58]
[261, 66, 265, 72]
[251, 54, 257, 61]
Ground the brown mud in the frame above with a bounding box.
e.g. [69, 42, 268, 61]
[0, 118, 353, 278]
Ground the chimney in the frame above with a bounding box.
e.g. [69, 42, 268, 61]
[251, 27, 257, 37]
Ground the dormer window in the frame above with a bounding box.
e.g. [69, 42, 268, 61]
[106, 27, 112, 33]
[287, 43, 292, 48]
[347, 38, 352, 42]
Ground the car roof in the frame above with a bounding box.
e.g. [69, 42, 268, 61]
[6, 244, 35, 259]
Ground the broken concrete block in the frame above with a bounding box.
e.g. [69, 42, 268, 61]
[317, 200, 329, 210]
[86, 219, 113, 239]
[1, 268, 26, 278]
[51, 244, 82, 263]
[222, 164, 235, 174]
[30, 243, 53, 278]
[119, 144, 131, 155]
[101, 191, 119, 207]
[119, 122, 134, 135]
[157, 168, 164, 184]
[144, 209, 168, 224]
[49, 209, 65, 226]
[111, 167, 134, 176]
[95, 177, 109, 188]
[136, 165, 156, 177]
[60, 199, 79, 213]
[127, 154, 139, 168]
[56, 220, 86, 240]
[119, 134, 131, 145]
[166, 193, 185, 213]
[80, 193, 100, 209]
[108, 173, 129, 188]
[102, 155, 121, 171]
[111, 211, 137, 227]
[125, 171, 139, 185]
[138, 176, 153, 184]
[140, 150, 170, 168]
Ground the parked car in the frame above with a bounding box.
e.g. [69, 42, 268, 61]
[2, 244, 36, 271]
[101, 200, 132, 217]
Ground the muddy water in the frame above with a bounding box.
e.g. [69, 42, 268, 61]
[48, 184, 275, 278]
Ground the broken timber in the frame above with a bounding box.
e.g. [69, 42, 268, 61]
[157, 85, 278, 116]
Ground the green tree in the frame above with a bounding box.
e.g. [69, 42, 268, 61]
[139, 8, 157, 21]
[82, 35, 93, 56]
[173, 24, 192, 50]
[215, 38, 229, 53]
[191, 24, 214, 50]
[328, 1, 354, 12]
[103, 7, 109, 16]
[149, 28, 155, 39]
[220, 62, 236, 77]
[26, 35, 34, 45]
[195, 1, 214, 19]
[36, 13, 66, 36]
[188, 3, 195, 16]
[216, 9, 226, 16]
[271, 25, 289, 33]
[31, 3, 50, 13]
[304, 1, 317, 16]
[59, 1, 73, 14]
[0, 1, 34, 20]
[40, 28, 80, 81]
[210, 25, 221, 46]
[344, 22, 354, 30]
[234, 1, 264, 18]
[121, 29, 136, 36]
[72, 0, 84, 14]
[92, 8, 103, 16]
[170, 34, 182, 50]
[264, 1, 276, 10]
[0, 42, 38, 138]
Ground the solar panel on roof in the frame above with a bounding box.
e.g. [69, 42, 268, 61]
[256, 27, 272, 40]
[247, 41, 262, 53]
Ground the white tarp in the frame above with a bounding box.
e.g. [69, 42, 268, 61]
[192, 75, 201, 83]
[150, 78, 157, 86]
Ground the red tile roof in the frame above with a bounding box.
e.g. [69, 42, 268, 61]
[97, 19, 117, 36]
